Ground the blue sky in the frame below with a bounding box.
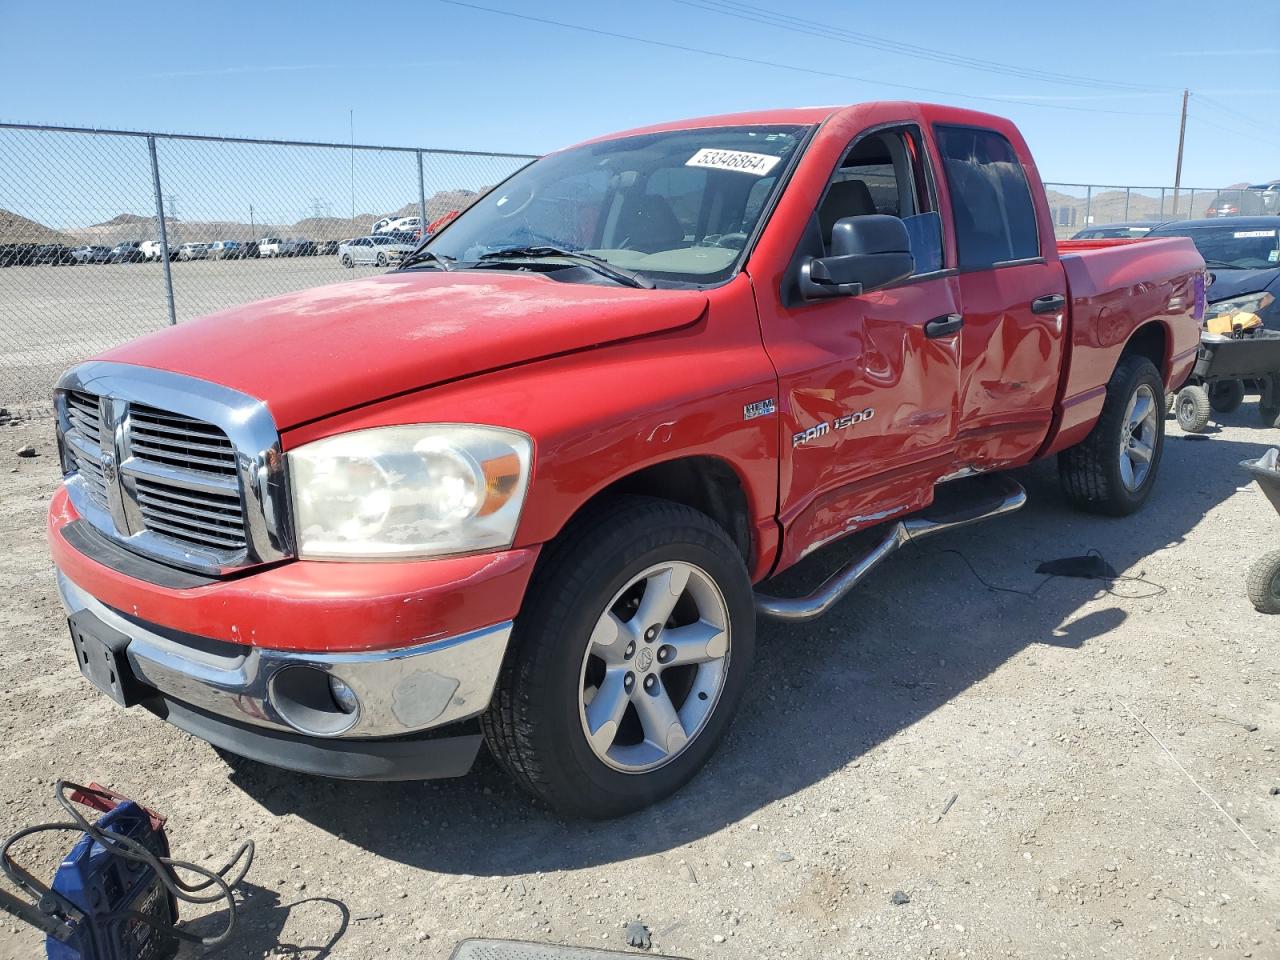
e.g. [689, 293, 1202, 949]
[2, 0, 1277, 189]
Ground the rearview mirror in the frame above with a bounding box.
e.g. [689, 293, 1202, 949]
[800, 214, 915, 301]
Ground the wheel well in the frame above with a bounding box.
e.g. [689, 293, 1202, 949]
[579, 456, 753, 566]
[1121, 322, 1168, 378]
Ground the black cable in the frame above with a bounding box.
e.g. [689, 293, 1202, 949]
[1, 781, 253, 948]
[912, 542, 1166, 601]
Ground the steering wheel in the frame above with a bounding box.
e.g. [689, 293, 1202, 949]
[711, 232, 748, 251]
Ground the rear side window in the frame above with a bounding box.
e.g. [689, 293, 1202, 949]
[935, 126, 1039, 270]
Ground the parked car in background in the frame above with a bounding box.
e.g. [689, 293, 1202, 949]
[257, 237, 284, 257]
[139, 240, 171, 262]
[1250, 182, 1280, 214]
[0, 243, 39, 266]
[177, 242, 210, 261]
[337, 234, 415, 267]
[109, 241, 146, 263]
[375, 216, 421, 235]
[258, 237, 310, 257]
[293, 239, 317, 257]
[1206, 189, 1269, 218]
[208, 241, 244, 260]
[1070, 220, 1165, 240]
[240, 240, 261, 259]
[314, 240, 340, 256]
[33, 244, 77, 265]
[370, 216, 393, 234]
[70, 245, 112, 265]
[1147, 218, 1279, 329]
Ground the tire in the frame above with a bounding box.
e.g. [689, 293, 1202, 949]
[1059, 355, 1166, 516]
[1209, 379, 1245, 414]
[1259, 376, 1280, 427]
[341, 254, 353, 269]
[1246, 550, 1280, 614]
[482, 495, 755, 819]
[1175, 385, 1212, 433]
[376, 253, 388, 267]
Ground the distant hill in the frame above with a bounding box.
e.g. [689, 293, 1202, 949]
[3, 186, 492, 247]
[0, 209, 79, 245]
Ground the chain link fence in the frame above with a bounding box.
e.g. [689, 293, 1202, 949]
[1044, 182, 1279, 239]
[3, 120, 1277, 416]
[0, 122, 535, 415]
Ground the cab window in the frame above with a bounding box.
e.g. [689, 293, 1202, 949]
[816, 126, 943, 276]
[934, 125, 1039, 270]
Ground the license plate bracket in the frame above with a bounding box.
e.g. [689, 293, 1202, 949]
[68, 613, 149, 708]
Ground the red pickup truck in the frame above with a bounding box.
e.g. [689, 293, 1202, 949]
[49, 103, 1202, 817]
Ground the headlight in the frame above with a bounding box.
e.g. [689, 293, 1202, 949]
[1205, 291, 1274, 320]
[288, 424, 532, 560]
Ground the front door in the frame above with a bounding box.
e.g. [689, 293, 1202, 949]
[758, 121, 963, 570]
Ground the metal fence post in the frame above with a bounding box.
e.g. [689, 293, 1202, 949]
[147, 135, 177, 326]
[1187, 189, 1196, 219]
[1084, 186, 1092, 226]
[1123, 188, 1131, 221]
[417, 150, 428, 235]
[1159, 188, 1166, 218]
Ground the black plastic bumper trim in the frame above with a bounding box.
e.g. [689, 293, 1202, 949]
[148, 697, 483, 782]
[61, 520, 218, 589]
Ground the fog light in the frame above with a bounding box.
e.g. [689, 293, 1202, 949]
[329, 676, 359, 715]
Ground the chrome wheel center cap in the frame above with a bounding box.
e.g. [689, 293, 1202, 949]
[636, 647, 654, 671]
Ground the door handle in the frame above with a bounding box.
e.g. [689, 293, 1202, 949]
[1031, 294, 1067, 315]
[924, 314, 964, 338]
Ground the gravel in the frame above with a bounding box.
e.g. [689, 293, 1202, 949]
[0, 404, 1277, 959]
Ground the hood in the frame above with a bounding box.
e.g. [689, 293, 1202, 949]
[99, 271, 708, 428]
[1207, 267, 1280, 302]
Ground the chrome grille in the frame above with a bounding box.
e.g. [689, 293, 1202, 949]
[53, 362, 297, 575]
[129, 404, 239, 477]
[134, 475, 247, 550]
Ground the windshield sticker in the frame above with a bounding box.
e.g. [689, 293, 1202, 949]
[1270, 250, 1279, 263]
[686, 148, 781, 176]
[1233, 230, 1276, 238]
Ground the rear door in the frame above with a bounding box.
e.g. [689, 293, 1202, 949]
[933, 123, 1066, 471]
[759, 117, 963, 569]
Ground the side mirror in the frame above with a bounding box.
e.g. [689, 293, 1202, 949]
[800, 214, 915, 301]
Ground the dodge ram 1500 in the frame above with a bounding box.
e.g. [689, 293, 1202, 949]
[49, 103, 1203, 817]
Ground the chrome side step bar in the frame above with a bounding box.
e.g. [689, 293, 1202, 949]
[754, 475, 1027, 623]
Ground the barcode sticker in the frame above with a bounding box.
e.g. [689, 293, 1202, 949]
[686, 148, 781, 176]
[1233, 230, 1276, 238]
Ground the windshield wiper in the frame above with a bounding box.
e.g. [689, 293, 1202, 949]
[1202, 258, 1245, 269]
[398, 248, 453, 271]
[476, 245, 654, 289]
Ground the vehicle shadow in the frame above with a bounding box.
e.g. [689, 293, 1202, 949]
[224, 430, 1274, 876]
[175, 884, 350, 959]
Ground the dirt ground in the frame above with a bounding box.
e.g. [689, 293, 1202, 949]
[1, 405, 1277, 960]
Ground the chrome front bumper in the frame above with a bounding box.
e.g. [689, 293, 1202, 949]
[56, 572, 512, 740]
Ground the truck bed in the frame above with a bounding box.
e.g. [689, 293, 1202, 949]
[1046, 236, 1204, 455]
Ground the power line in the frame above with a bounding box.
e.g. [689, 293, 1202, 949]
[436, 0, 1168, 119]
[1194, 94, 1276, 136]
[1187, 113, 1280, 152]
[674, 0, 1168, 94]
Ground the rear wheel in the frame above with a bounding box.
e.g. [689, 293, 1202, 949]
[1175, 385, 1212, 433]
[340, 254, 353, 269]
[1209, 379, 1245, 414]
[482, 496, 755, 818]
[1246, 550, 1280, 614]
[1059, 355, 1165, 516]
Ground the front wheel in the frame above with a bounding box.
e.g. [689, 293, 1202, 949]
[340, 254, 353, 269]
[1059, 355, 1166, 516]
[376, 252, 388, 267]
[482, 496, 755, 819]
[1246, 550, 1280, 614]
[1175, 385, 1212, 433]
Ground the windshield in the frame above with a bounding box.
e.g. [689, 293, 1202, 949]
[1151, 224, 1280, 269]
[421, 124, 808, 286]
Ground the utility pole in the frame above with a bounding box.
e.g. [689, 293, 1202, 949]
[1172, 88, 1189, 217]
[249, 203, 255, 239]
[349, 109, 356, 229]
